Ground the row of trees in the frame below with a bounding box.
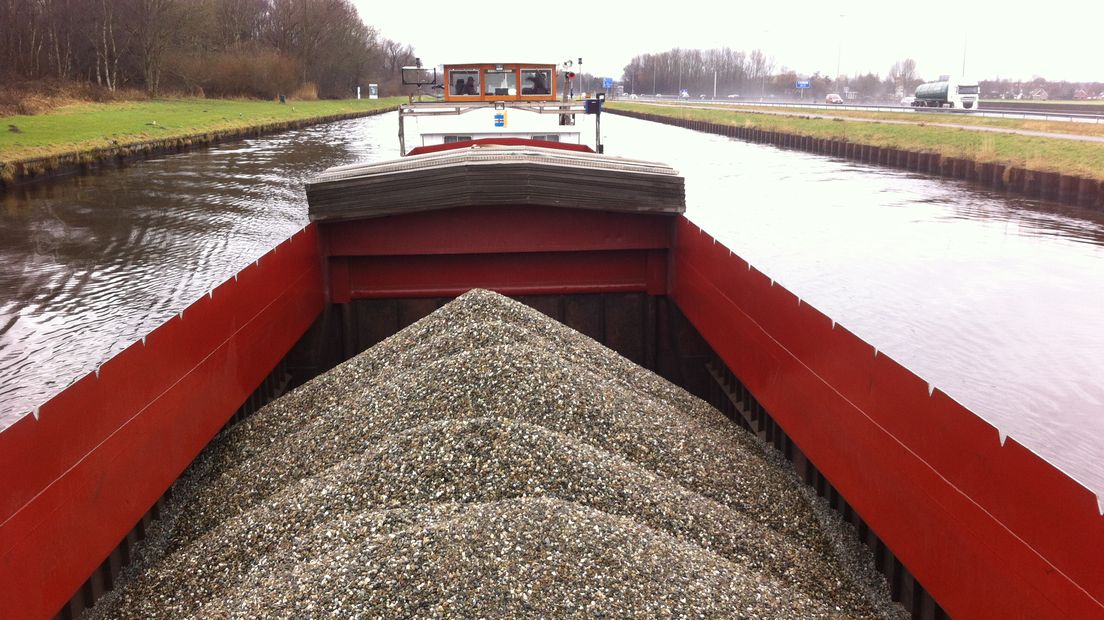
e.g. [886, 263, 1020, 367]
[621, 49, 1104, 102]
[979, 78, 1104, 100]
[620, 48, 925, 101]
[622, 48, 777, 99]
[0, 0, 417, 99]
[620, 49, 918, 102]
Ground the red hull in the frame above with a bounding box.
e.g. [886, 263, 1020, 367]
[672, 219, 1103, 619]
[0, 228, 324, 620]
[0, 209, 1100, 618]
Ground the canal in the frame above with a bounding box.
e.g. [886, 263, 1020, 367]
[1, 111, 1102, 498]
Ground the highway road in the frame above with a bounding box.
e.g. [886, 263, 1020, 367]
[623, 96, 1104, 124]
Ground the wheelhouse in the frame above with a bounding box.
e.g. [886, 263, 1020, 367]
[398, 61, 597, 155]
[443, 63, 559, 102]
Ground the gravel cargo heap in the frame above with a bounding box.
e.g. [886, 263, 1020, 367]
[90, 290, 905, 619]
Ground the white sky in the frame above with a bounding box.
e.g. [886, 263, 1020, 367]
[353, 0, 1103, 83]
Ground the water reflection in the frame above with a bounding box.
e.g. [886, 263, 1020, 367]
[603, 114, 1104, 496]
[0, 113, 400, 426]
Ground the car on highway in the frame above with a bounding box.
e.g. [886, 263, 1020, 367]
[825, 93, 843, 104]
[900, 96, 915, 106]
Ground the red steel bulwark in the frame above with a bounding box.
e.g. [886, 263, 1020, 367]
[0, 225, 325, 620]
[671, 217, 1104, 619]
[321, 205, 674, 300]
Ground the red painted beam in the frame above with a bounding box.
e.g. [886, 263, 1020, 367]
[321, 205, 674, 257]
[0, 225, 326, 620]
[670, 217, 1103, 619]
[340, 250, 667, 299]
[322, 206, 674, 302]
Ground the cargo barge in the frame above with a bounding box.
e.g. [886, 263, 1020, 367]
[0, 62, 1101, 619]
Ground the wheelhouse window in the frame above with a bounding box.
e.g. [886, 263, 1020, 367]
[450, 70, 480, 96]
[443, 135, 473, 143]
[484, 69, 517, 96]
[521, 69, 552, 95]
[957, 85, 979, 95]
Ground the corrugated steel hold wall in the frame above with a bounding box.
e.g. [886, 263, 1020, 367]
[671, 217, 1103, 619]
[0, 225, 325, 620]
[2, 207, 1101, 619]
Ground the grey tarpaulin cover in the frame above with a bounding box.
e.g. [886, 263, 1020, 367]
[305, 144, 686, 222]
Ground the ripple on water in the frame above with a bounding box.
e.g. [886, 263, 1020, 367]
[2, 112, 1103, 498]
[603, 113, 1104, 497]
[0, 114, 398, 425]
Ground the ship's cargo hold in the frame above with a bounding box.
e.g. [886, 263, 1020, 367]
[88, 290, 904, 619]
[7, 65, 1102, 619]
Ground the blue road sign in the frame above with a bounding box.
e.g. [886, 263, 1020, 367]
[796, 80, 811, 89]
[602, 77, 613, 88]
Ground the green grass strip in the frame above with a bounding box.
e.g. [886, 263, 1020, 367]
[0, 97, 403, 163]
[980, 99, 1104, 108]
[609, 102, 1104, 181]
[716, 104, 1104, 138]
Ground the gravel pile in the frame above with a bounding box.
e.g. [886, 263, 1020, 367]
[89, 289, 906, 619]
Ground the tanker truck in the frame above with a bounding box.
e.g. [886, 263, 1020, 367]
[911, 75, 980, 109]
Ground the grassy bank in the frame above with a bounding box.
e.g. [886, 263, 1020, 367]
[0, 97, 403, 165]
[981, 98, 1104, 108]
[608, 102, 1104, 181]
[715, 103, 1104, 139]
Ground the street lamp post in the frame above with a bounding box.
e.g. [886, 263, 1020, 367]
[836, 43, 841, 83]
[755, 28, 773, 102]
[836, 13, 846, 86]
[962, 32, 968, 76]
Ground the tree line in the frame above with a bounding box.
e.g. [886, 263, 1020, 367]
[621, 49, 1103, 102]
[622, 48, 774, 98]
[621, 49, 926, 101]
[980, 78, 1104, 100]
[0, 0, 417, 99]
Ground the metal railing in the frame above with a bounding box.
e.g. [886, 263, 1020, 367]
[397, 100, 592, 156]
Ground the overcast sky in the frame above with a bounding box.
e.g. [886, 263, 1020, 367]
[353, 0, 1102, 83]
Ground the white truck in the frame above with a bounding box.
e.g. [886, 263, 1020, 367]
[912, 76, 980, 110]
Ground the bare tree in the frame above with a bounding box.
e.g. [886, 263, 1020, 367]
[0, 0, 413, 99]
[381, 38, 410, 74]
[45, 0, 77, 79]
[2, 0, 46, 77]
[89, 0, 125, 90]
[128, 0, 183, 95]
[624, 47, 759, 97]
[215, 0, 267, 47]
[889, 58, 919, 94]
